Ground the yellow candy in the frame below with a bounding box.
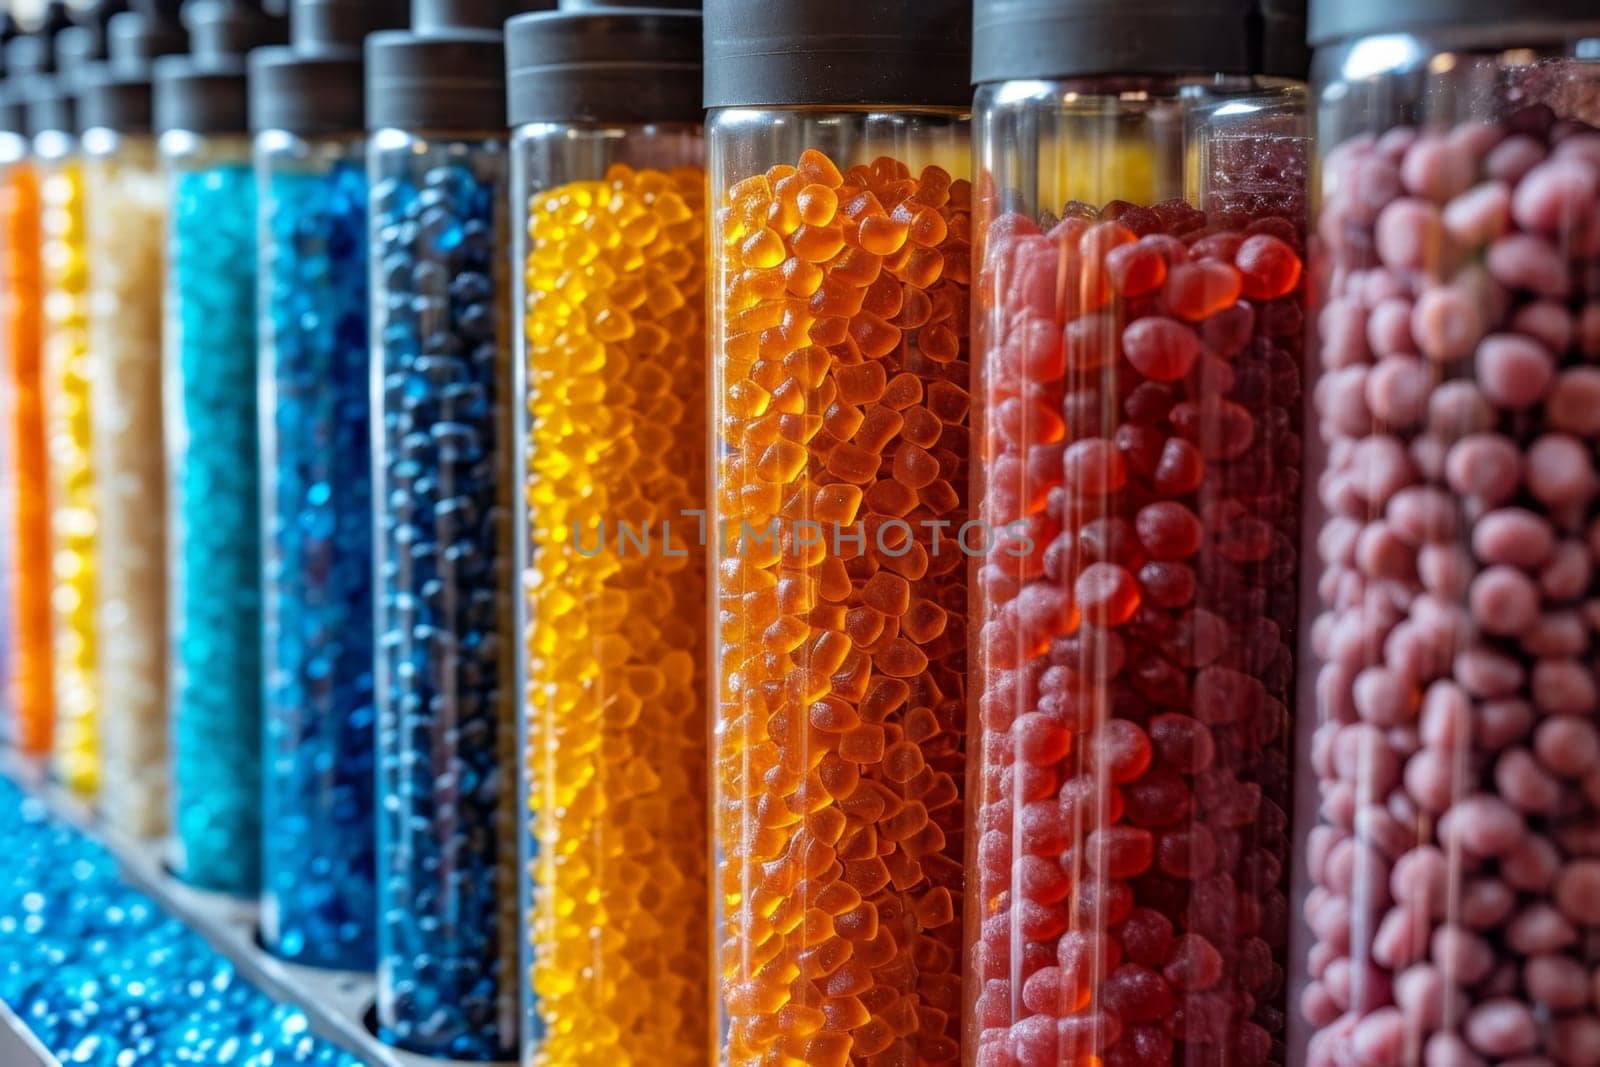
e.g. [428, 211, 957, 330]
[522, 162, 709, 1066]
[39, 155, 98, 796]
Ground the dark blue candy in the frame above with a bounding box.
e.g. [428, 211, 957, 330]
[168, 162, 263, 897]
[369, 143, 516, 1061]
[259, 153, 376, 971]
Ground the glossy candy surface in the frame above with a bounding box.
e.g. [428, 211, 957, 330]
[39, 154, 99, 796]
[968, 124, 1307, 1064]
[1, 160, 50, 758]
[0, 773, 361, 1066]
[371, 139, 517, 1061]
[259, 148, 375, 970]
[520, 162, 709, 1065]
[168, 158, 263, 895]
[1302, 106, 1600, 1066]
[85, 142, 169, 838]
[713, 147, 972, 1067]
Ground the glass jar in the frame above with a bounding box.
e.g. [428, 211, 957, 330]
[0, 117, 49, 761]
[162, 128, 263, 894]
[1295, 9, 1600, 1065]
[369, 124, 517, 1060]
[82, 125, 169, 837]
[508, 9, 708, 1061]
[35, 122, 99, 797]
[963, 5, 1310, 1062]
[709, 104, 973, 1067]
[255, 127, 375, 970]
[705, 6, 976, 1062]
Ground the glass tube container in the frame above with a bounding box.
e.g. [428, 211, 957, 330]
[0, 93, 49, 761]
[705, 3, 974, 1064]
[366, 0, 528, 1055]
[250, 0, 405, 973]
[82, 126, 169, 836]
[155, 0, 285, 895]
[962, 3, 1310, 1065]
[505, 8, 707, 1063]
[34, 106, 98, 797]
[79, 5, 187, 839]
[1294, 4, 1600, 1065]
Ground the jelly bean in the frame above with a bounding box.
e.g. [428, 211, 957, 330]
[168, 160, 263, 895]
[972, 140, 1305, 1062]
[1304, 114, 1600, 1062]
[84, 145, 169, 838]
[715, 148, 969, 1065]
[370, 144, 517, 1061]
[258, 154, 375, 970]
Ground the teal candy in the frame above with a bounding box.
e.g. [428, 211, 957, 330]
[168, 163, 263, 896]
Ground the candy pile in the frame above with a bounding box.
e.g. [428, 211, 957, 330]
[1, 160, 49, 759]
[259, 155, 376, 971]
[0, 774, 360, 1066]
[521, 162, 709, 1064]
[714, 148, 971, 1066]
[168, 162, 264, 896]
[970, 189, 1306, 1064]
[371, 149, 517, 1061]
[84, 148, 169, 840]
[1303, 111, 1600, 1065]
[39, 157, 98, 797]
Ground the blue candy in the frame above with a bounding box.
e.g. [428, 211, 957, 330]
[168, 162, 263, 896]
[0, 775, 362, 1065]
[258, 153, 377, 972]
[370, 143, 516, 1061]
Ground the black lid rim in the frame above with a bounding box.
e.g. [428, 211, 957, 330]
[505, 7, 702, 126]
[366, 33, 508, 131]
[972, 0, 1309, 84]
[250, 46, 364, 133]
[1308, 0, 1600, 46]
[78, 72, 157, 133]
[702, 0, 972, 110]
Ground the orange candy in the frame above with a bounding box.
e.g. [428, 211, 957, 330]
[1, 162, 50, 756]
[715, 149, 970, 1065]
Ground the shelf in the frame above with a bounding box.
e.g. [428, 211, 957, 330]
[0, 756, 513, 1067]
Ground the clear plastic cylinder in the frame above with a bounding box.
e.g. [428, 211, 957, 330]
[36, 127, 98, 796]
[965, 77, 1309, 1065]
[369, 126, 517, 1061]
[511, 120, 708, 1064]
[708, 107, 972, 1067]
[82, 126, 169, 838]
[0, 132, 50, 760]
[162, 129, 263, 894]
[1294, 25, 1600, 1067]
[255, 127, 375, 970]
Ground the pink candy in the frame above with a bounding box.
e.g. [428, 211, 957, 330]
[1306, 109, 1600, 1065]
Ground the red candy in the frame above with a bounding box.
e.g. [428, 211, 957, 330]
[974, 162, 1303, 1062]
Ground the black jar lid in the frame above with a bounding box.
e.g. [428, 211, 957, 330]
[702, 0, 971, 110]
[0, 13, 24, 135]
[974, 0, 1309, 84]
[505, 3, 701, 127]
[251, 0, 407, 134]
[30, 2, 129, 136]
[1308, 0, 1600, 46]
[366, 0, 554, 132]
[154, 0, 286, 135]
[79, 6, 189, 134]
